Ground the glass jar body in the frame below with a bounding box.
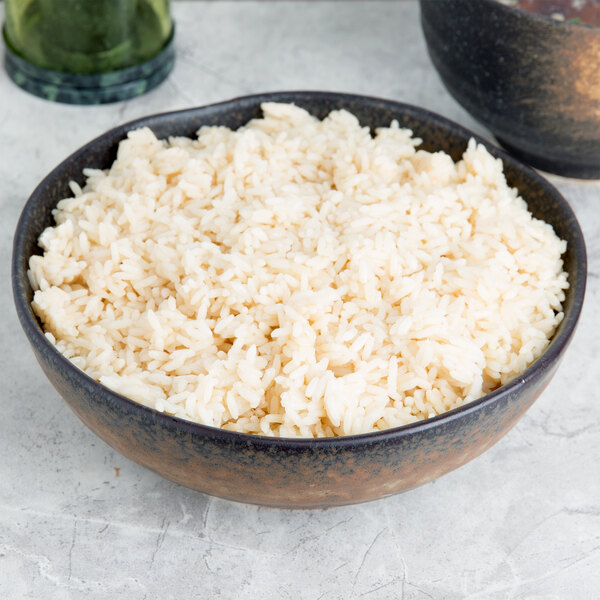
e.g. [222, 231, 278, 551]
[4, 0, 173, 74]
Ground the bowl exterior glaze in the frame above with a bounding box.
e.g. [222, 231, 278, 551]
[12, 92, 586, 507]
[420, 0, 600, 179]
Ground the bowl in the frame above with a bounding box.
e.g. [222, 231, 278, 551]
[12, 91, 587, 507]
[420, 0, 600, 179]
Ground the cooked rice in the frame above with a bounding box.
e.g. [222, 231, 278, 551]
[28, 103, 568, 437]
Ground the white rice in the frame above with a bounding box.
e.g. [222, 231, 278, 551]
[28, 102, 568, 437]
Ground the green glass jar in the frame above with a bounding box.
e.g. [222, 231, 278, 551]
[3, 0, 174, 104]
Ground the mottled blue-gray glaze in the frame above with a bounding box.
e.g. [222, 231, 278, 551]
[3, 28, 175, 105]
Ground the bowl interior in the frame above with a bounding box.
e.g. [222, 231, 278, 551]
[12, 91, 587, 439]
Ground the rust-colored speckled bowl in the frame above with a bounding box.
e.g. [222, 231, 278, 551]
[420, 0, 600, 179]
[12, 92, 587, 508]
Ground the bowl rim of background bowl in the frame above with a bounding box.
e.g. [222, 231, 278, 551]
[11, 90, 588, 449]
[480, 0, 600, 29]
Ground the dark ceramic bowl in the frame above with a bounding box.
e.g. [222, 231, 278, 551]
[12, 92, 587, 508]
[420, 0, 600, 179]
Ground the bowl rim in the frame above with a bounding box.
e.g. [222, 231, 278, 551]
[11, 90, 588, 449]
[478, 0, 600, 29]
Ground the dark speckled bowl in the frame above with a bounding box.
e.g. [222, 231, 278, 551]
[12, 92, 587, 507]
[420, 0, 600, 179]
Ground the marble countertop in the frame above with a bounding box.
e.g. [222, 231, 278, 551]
[1, 2, 599, 598]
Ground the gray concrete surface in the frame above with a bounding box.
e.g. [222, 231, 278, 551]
[1, 2, 599, 598]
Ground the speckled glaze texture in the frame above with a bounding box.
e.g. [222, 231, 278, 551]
[420, 0, 600, 179]
[12, 92, 587, 507]
[3, 28, 175, 105]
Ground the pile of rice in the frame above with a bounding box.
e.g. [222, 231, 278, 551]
[29, 103, 568, 437]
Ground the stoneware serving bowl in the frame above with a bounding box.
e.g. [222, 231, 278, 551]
[12, 91, 587, 508]
[420, 0, 600, 179]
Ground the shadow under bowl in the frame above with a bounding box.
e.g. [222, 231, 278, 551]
[12, 91, 587, 507]
[420, 0, 600, 179]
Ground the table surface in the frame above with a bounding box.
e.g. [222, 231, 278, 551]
[1, 2, 599, 599]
